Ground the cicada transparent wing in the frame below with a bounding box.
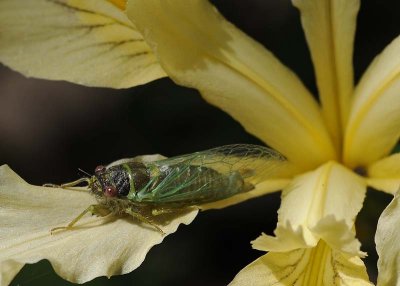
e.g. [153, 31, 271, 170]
[131, 144, 286, 206]
[46, 144, 288, 234]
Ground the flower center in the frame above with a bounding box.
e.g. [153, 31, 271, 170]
[353, 166, 367, 177]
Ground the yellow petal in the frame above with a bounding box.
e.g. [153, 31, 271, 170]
[108, 0, 126, 10]
[344, 36, 400, 168]
[0, 165, 197, 285]
[293, 0, 360, 147]
[230, 241, 372, 286]
[127, 0, 336, 169]
[253, 161, 366, 255]
[376, 190, 400, 286]
[0, 0, 166, 88]
[367, 152, 400, 194]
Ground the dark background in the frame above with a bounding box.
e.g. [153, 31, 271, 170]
[1, 0, 398, 285]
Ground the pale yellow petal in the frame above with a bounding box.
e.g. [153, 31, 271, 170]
[252, 216, 365, 257]
[293, 0, 360, 147]
[0, 165, 197, 285]
[127, 0, 336, 169]
[254, 161, 366, 255]
[230, 242, 372, 286]
[311, 216, 364, 257]
[376, 190, 400, 286]
[366, 152, 400, 194]
[0, 0, 166, 88]
[344, 36, 400, 168]
[252, 223, 314, 253]
[1, 262, 24, 286]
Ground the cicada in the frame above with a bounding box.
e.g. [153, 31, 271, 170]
[46, 144, 286, 234]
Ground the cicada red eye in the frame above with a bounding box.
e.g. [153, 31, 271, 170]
[104, 186, 118, 197]
[95, 165, 106, 174]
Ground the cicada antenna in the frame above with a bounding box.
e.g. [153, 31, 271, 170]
[78, 168, 92, 178]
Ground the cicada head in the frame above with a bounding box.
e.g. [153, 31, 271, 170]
[92, 165, 130, 198]
[91, 165, 117, 198]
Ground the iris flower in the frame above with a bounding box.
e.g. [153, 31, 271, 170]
[0, 0, 400, 285]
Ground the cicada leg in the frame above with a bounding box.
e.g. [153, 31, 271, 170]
[124, 208, 165, 235]
[51, 204, 111, 234]
[43, 177, 92, 189]
[151, 207, 190, 216]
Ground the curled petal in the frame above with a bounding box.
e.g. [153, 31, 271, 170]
[0, 165, 197, 285]
[0, 0, 165, 88]
[252, 217, 364, 257]
[367, 152, 400, 194]
[230, 242, 372, 286]
[311, 216, 364, 257]
[254, 161, 366, 255]
[376, 190, 400, 286]
[344, 36, 400, 167]
[127, 0, 336, 169]
[252, 222, 314, 253]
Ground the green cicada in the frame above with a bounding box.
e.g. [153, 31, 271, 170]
[46, 144, 286, 234]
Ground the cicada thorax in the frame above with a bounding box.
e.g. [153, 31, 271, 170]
[95, 162, 150, 197]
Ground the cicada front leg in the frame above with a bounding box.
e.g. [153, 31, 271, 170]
[43, 177, 92, 190]
[51, 204, 111, 234]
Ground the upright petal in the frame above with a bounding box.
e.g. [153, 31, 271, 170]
[344, 36, 400, 168]
[367, 153, 400, 194]
[253, 161, 366, 255]
[376, 190, 400, 286]
[127, 0, 336, 169]
[230, 242, 372, 286]
[293, 0, 360, 148]
[0, 0, 165, 88]
[0, 164, 197, 285]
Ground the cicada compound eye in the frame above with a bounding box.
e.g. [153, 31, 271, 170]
[104, 186, 118, 197]
[95, 165, 106, 175]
